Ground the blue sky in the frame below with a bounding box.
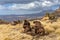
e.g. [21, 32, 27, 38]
[0, 0, 60, 15]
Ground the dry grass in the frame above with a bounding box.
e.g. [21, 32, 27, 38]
[0, 17, 60, 40]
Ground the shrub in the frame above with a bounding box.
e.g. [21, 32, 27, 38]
[45, 12, 50, 17]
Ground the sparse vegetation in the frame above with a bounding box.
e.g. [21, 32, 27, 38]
[45, 12, 56, 20]
[45, 12, 50, 17]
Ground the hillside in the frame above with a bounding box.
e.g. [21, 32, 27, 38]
[0, 17, 60, 40]
[0, 8, 60, 40]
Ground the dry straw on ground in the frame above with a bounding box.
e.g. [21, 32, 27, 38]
[0, 17, 60, 40]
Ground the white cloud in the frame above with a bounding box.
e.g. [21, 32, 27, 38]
[8, 0, 59, 10]
[0, 5, 6, 9]
[0, 0, 60, 10]
[42, 1, 53, 7]
[8, 3, 36, 10]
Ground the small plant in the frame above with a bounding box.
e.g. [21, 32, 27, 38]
[49, 13, 56, 20]
[45, 12, 50, 17]
[45, 12, 57, 22]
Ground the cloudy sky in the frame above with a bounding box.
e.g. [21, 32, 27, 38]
[0, 0, 60, 15]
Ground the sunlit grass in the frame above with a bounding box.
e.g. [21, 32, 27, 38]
[0, 17, 60, 40]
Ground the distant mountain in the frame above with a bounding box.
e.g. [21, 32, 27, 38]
[22, 10, 54, 17]
[0, 9, 55, 22]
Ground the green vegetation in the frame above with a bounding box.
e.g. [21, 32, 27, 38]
[45, 12, 57, 21]
[45, 12, 50, 17]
